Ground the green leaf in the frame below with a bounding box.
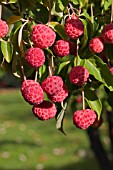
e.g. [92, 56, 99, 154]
[1, 0, 18, 4]
[1, 41, 13, 63]
[56, 109, 66, 135]
[6, 16, 22, 25]
[84, 87, 102, 119]
[79, 0, 86, 7]
[50, 22, 68, 40]
[45, 48, 55, 57]
[55, 0, 65, 12]
[108, 91, 113, 108]
[83, 56, 113, 91]
[80, 19, 89, 50]
[18, 21, 28, 56]
[70, 0, 79, 5]
[39, 65, 46, 78]
[56, 102, 67, 135]
[31, 2, 49, 24]
[104, 0, 112, 10]
[12, 53, 21, 78]
[57, 61, 70, 74]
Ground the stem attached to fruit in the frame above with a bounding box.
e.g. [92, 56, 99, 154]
[48, 0, 52, 26]
[35, 68, 38, 82]
[111, 0, 113, 23]
[91, 3, 94, 23]
[0, 2, 2, 20]
[67, 3, 74, 17]
[48, 54, 52, 77]
[75, 39, 79, 66]
[19, 55, 26, 81]
[51, 55, 55, 75]
[82, 87, 85, 110]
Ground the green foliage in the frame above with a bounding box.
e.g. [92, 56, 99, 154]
[1, 0, 113, 132]
[1, 40, 13, 63]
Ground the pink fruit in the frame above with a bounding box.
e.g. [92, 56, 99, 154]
[73, 109, 97, 129]
[53, 40, 70, 57]
[21, 80, 37, 92]
[0, 20, 8, 38]
[21, 82, 44, 105]
[92, 116, 103, 128]
[41, 76, 63, 95]
[89, 36, 104, 53]
[110, 67, 113, 74]
[32, 100, 57, 120]
[53, 40, 77, 57]
[48, 84, 68, 103]
[68, 40, 77, 55]
[25, 47, 45, 68]
[32, 24, 56, 49]
[64, 14, 84, 39]
[69, 66, 89, 86]
[101, 23, 113, 44]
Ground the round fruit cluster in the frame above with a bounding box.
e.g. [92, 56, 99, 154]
[20, 13, 97, 130]
[21, 24, 69, 121]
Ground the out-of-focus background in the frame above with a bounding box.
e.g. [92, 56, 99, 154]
[0, 69, 112, 170]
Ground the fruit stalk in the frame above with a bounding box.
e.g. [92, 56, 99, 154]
[48, 0, 52, 26]
[35, 68, 38, 82]
[111, 0, 113, 23]
[0, 2, 2, 20]
[82, 87, 85, 110]
[48, 54, 53, 77]
[76, 39, 79, 66]
[90, 3, 94, 23]
[19, 55, 26, 81]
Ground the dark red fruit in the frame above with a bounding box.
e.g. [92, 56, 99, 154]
[32, 101, 57, 120]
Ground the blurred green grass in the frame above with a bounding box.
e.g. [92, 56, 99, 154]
[0, 89, 104, 170]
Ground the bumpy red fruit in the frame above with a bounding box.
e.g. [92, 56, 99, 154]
[32, 101, 57, 120]
[110, 67, 113, 74]
[69, 66, 89, 86]
[41, 76, 63, 95]
[53, 40, 70, 57]
[48, 84, 68, 103]
[64, 14, 84, 39]
[68, 40, 77, 55]
[0, 20, 8, 38]
[101, 23, 113, 44]
[21, 80, 37, 91]
[21, 82, 44, 105]
[32, 24, 56, 49]
[25, 47, 45, 68]
[73, 109, 97, 129]
[92, 116, 103, 128]
[89, 37, 104, 53]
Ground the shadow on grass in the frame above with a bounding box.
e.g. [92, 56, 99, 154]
[0, 139, 42, 147]
[0, 158, 101, 170]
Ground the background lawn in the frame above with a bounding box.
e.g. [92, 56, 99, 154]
[0, 89, 110, 170]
